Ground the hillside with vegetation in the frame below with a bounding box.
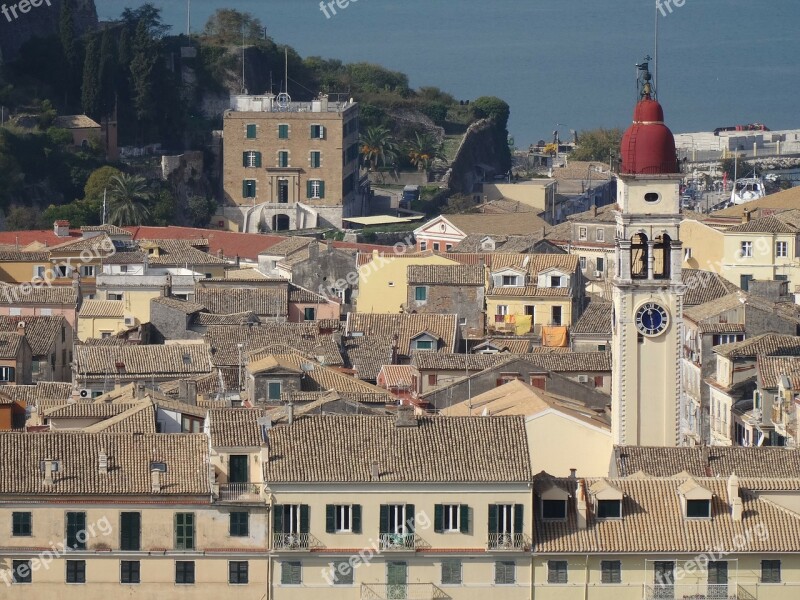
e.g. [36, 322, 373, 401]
[0, 3, 511, 230]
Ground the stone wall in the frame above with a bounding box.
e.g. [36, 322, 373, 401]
[444, 118, 510, 195]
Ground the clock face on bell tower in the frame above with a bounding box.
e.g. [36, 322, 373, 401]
[635, 302, 670, 337]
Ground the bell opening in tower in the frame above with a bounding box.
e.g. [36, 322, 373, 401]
[631, 233, 648, 279]
[654, 233, 672, 280]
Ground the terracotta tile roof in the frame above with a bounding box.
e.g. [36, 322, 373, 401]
[342, 335, 394, 381]
[533, 474, 800, 554]
[447, 252, 579, 274]
[49, 233, 115, 254]
[152, 296, 205, 314]
[345, 313, 458, 357]
[407, 265, 485, 286]
[682, 269, 741, 306]
[100, 250, 147, 264]
[223, 268, 270, 280]
[712, 186, 800, 218]
[248, 353, 393, 405]
[193, 311, 258, 326]
[0, 432, 209, 496]
[758, 355, 800, 389]
[0, 332, 23, 359]
[614, 445, 800, 479]
[714, 333, 800, 358]
[683, 293, 744, 324]
[0, 284, 78, 306]
[43, 403, 136, 418]
[195, 287, 288, 316]
[377, 365, 420, 389]
[260, 236, 315, 256]
[35, 382, 73, 402]
[444, 213, 551, 236]
[0, 229, 82, 248]
[74, 344, 214, 380]
[476, 199, 538, 214]
[725, 211, 800, 234]
[700, 322, 746, 334]
[208, 408, 270, 447]
[487, 285, 570, 297]
[288, 284, 334, 304]
[0, 315, 65, 356]
[566, 203, 619, 223]
[79, 299, 125, 318]
[412, 351, 611, 372]
[475, 338, 533, 353]
[571, 302, 612, 335]
[80, 224, 130, 236]
[140, 239, 228, 266]
[0, 250, 51, 261]
[205, 324, 343, 367]
[452, 234, 543, 254]
[262, 414, 531, 483]
[53, 114, 100, 129]
[82, 401, 157, 434]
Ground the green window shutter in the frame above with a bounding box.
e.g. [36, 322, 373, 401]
[306, 180, 313, 199]
[352, 505, 362, 534]
[488, 504, 498, 535]
[242, 180, 248, 198]
[242, 152, 248, 167]
[406, 504, 415, 533]
[255, 152, 262, 168]
[325, 505, 335, 534]
[246, 124, 256, 139]
[278, 124, 288, 139]
[459, 504, 470, 534]
[273, 505, 283, 533]
[513, 504, 523, 534]
[300, 505, 309, 534]
[434, 504, 443, 533]
[319, 125, 326, 139]
[318, 180, 325, 199]
[379, 505, 388, 533]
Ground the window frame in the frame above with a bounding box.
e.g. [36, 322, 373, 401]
[596, 228, 605, 242]
[415, 286, 428, 302]
[547, 560, 568, 584]
[441, 558, 462, 585]
[740, 241, 753, 258]
[776, 241, 788, 258]
[65, 511, 87, 550]
[120, 560, 140, 584]
[494, 560, 516, 585]
[761, 559, 781, 584]
[228, 560, 249, 585]
[596, 499, 622, 520]
[12, 559, 32, 584]
[278, 151, 289, 168]
[174, 512, 195, 550]
[281, 561, 302, 586]
[601, 560, 621, 584]
[278, 124, 289, 139]
[440, 504, 461, 533]
[578, 226, 588, 240]
[310, 151, 321, 168]
[541, 499, 567, 521]
[229, 511, 250, 537]
[65, 559, 86, 584]
[175, 560, 195, 585]
[686, 499, 711, 519]
[246, 124, 257, 139]
[267, 381, 282, 401]
[120, 511, 141, 551]
[330, 560, 354, 585]
[12, 511, 32, 537]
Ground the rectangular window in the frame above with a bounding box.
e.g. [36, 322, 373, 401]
[307, 179, 325, 199]
[435, 503, 467, 533]
[230, 511, 249, 537]
[310, 124, 325, 139]
[12, 512, 31, 536]
[686, 499, 711, 518]
[310, 151, 321, 168]
[428, 374, 437, 386]
[601, 560, 621, 584]
[229, 561, 249, 585]
[419, 242, 427, 251]
[740, 241, 753, 258]
[267, 381, 282, 401]
[243, 151, 261, 168]
[441, 559, 462, 585]
[593, 375, 604, 387]
[597, 257, 605, 272]
[278, 124, 289, 139]
[120, 512, 141, 551]
[740, 274, 753, 291]
[776, 241, 788, 257]
[303, 307, 316, 321]
[330, 560, 354, 585]
[415, 340, 433, 350]
[79, 265, 95, 277]
[502, 275, 519, 286]
[547, 560, 568, 584]
[542, 499, 567, 520]
[278, 151, 289, 168]
[684, 247, 693, 261]
[120, 560, 140, 584]
[326, 504, 360, 533]
[281, 561, 302, 585]
[761, 559, 781, 583]
[66, 560, 85, 584]
[551, 306, 563, 326]
[246, 124, 257, 139]
[579, 256, 586, 270]
[174, 513, 195, 550]
[550, 275, 562, 287]
[175, 561, 195, 585]
[243, 180, 256, 199]
[597, 499, 621, 519]
[433, 242, 440, 251]
[415, 286, 427, 301]
[596, 228, 605, 242]
[107, 292, 123, 301]
[12, 560, 31, 584]
[66, 511, 87, 550]
[495, 561, 516, 585]
[578, 226, 588, 240]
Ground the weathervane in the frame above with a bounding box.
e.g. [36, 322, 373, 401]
[636, 57, 655, 100]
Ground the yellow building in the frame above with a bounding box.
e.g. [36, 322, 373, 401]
[356, 250, 460, 313]
[680, 217, 726, 272]
[264, 408, 534, 600]
[76, 299, 130, 341]
[0, 250, 52, 285]
[482, 179, 556, 210]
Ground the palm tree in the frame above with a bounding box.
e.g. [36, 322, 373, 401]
[360, 126, 398, 171]
[406, 131, 444, 172]
[107, 173, 152, 226]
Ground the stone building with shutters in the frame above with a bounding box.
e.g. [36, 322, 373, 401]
[222, 93, 364, 232]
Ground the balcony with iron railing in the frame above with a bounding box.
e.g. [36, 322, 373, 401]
[272, 532, 323, 551]
[487, 532, 531, 551]
[643, 583, 751, 600]
[361, 583, 450, 600]
[214, 482, 263, 504]
[377, 532, 429, 552]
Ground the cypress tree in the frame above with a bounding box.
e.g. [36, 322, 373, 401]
[81, 35, 101, 119]
[98, 29, 117, 118]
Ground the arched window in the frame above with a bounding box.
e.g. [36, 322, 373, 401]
[654, 233, 672, 279]
[631, 233, 648, 279]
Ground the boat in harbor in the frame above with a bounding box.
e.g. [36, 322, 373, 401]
[730, 173, 767, 204]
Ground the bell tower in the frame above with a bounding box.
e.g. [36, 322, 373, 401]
[611, 59, 685, 447]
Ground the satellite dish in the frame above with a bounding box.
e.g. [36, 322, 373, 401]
[276, 92, 291, 111]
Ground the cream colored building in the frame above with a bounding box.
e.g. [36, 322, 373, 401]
[482, 179, 556, 210]
[222, 94, 362, 232]
[76, 299, 130, 341]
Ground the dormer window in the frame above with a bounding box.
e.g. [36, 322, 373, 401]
[502, 275, 520, 286]
[686, 499, 711, 519]
[541, 499, 567, 520]
[597, 499, 621, 519]
[550, 275, 563, 288]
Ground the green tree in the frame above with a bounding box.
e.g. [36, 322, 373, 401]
[203, 9, 265, 44]
[406, 131, 444, 172]
[83, 166, 124, 202]
[81, 35, 101, 119]
[59, 0, 79, 106]
[442, 193, 478, 214]
[570, 128, 623, 162]
[721, 157, 760, 181]
[360, 126, 399, 170]
[98, 29, 117, 117]
[107, 173, 152, 225]
[186, 195, 217, 227]
[130, 19, 159, 127]
[471, 96, 510, 127]
[4, 206, 42, 230]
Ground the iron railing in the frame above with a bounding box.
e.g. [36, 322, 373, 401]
[644, 584, 737, 600]
[217, 482, 262, 503]
[272, 532, 317, 551]
[487, 532, 529, 551]
[361, 583, 450, 600]
[378, 532, 417, 551]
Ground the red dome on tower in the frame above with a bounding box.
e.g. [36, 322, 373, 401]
[620, 61, 678, 175]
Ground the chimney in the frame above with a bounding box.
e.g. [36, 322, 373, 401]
[151, 469, 161, 493]
[590, 204, 597, 217]
[15, 321, 26, 336]
[370, 461, 380, 480]
[390, 333, 399, 365]
[135, 382, 146, 399]
[308, 242, 319, 259]
[569, 468, 577, 479]
[178, 379, 189, 402]
[287, 402, 294, 426]
[728, 472, 742, 520]
[186, 380, 197, 406]
[576, 485, 588, 530]
[395, 404, 417, 427]
[742, 209, 751, 224]
[53, 220, 70, 238]
[42, 460, 56, 486]
[98, 450, 108, 475]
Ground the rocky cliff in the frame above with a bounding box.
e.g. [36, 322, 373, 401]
[0, 0, 97, 63]
[444, 118, 511, 194]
